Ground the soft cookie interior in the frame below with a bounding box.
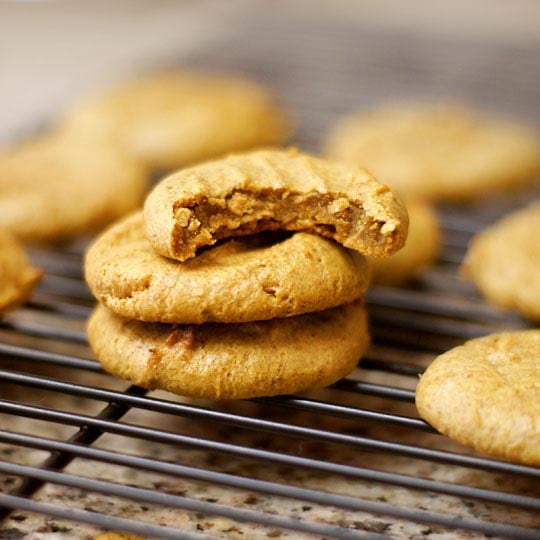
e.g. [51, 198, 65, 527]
[144, 149, 408, 262]
[167, 188, 401, 261]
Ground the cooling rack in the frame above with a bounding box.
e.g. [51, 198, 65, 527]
[1, 10, 540, 540]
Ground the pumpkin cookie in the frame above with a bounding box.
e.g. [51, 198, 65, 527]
[325, 102, 540, 201]
[144, 148, 408, 262]
[64, 70, 289, 170]
[0, 228, 42, 314]
[88, 302, 369, 400]
[85, 213, 370, 324]
[416, 331, 540, 465]
[0, 129, 147, 242]
[370, 200, 440, 285]
[94, 534, 144, 540]
[462, 202, 540, 321]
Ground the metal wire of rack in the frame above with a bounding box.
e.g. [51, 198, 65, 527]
[1, 10, 540, 540]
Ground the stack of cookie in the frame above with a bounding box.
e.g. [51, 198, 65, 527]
[85, 148, 408, 400]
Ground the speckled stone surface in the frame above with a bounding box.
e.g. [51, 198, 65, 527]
[1, 352, 539, 540]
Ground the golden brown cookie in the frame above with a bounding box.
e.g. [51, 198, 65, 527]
[325, 102, 540, 201]
[370, 199, 440, 285]
[93, 531, 145, 540]
[416, 330, 540, 465]
[144, 148, 408, 262]
[0, 228, 42, 314]
[94, 534, 144, 540]
[462, 202, 540, 321]
[88, 302, 369, 400]
[85, 213, 370, 324]
[0, 129, 148, 242]
[64, 70, 289, 170]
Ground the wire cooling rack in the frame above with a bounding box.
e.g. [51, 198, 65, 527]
[1, 10, 540, 540]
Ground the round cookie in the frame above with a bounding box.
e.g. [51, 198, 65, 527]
[416, 331, 540, 465]
[88, 302, 369, 400]
[325, 102, 540, 201]
[64, 70, 289, 170]
[0, 228, 42, 314]
[85, 213, 370, 324]
[0, 129, 148, 242]
[144, 148, 408, 262]
[370, 199, 440, 286]
[462, 202, 540, 321]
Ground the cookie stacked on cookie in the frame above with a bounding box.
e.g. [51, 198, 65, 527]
[86, 149, 408, 400]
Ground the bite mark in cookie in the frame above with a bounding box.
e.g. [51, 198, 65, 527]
[144, 148, 408, 261]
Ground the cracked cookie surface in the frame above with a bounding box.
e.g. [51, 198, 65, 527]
[0, 228, 42, 315]
[144, 148, 408, 261]
[85, 212, 370, 323]
[88, 301, 369, 400]
[416, 330, 540, 465]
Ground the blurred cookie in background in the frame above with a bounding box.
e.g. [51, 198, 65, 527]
[370, 199, 440, 286]
[325, 102, 540, 201]
[63, 70, 291, 171]
[0, 128, 148, 243]
[0, 228, 42, 315]
[462, 202, 540, 322]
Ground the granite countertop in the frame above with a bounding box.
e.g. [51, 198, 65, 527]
[1, 352, 539, 539]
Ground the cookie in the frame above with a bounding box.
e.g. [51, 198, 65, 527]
[0, 228, 42, 314]
[85, 212, 370, 324]
[94, 534, 144, 540]
[325, 102, 540, 201]
[0, 129, 148, 242]
[370, 199, 440, 285]
[88, 302, 369, 400]
[64, 70, 289, 170]
[462, 202, 540, 320]
[143, 148, 408, 262]
[416, 330, 540, 465]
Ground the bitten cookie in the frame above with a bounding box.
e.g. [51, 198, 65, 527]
[416, 331, 540, 465]
[144, 148, 408, 262]
[325, 102, 540, 201]
[462, 202, 540, 321]
[85, 213, 370, 323]
[370, 200, 440, 285]
[0, 129, 147, 242]
[88, 302, 369, 400]
[64, 70, 289, 170]
[0, 229, 42, 314]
